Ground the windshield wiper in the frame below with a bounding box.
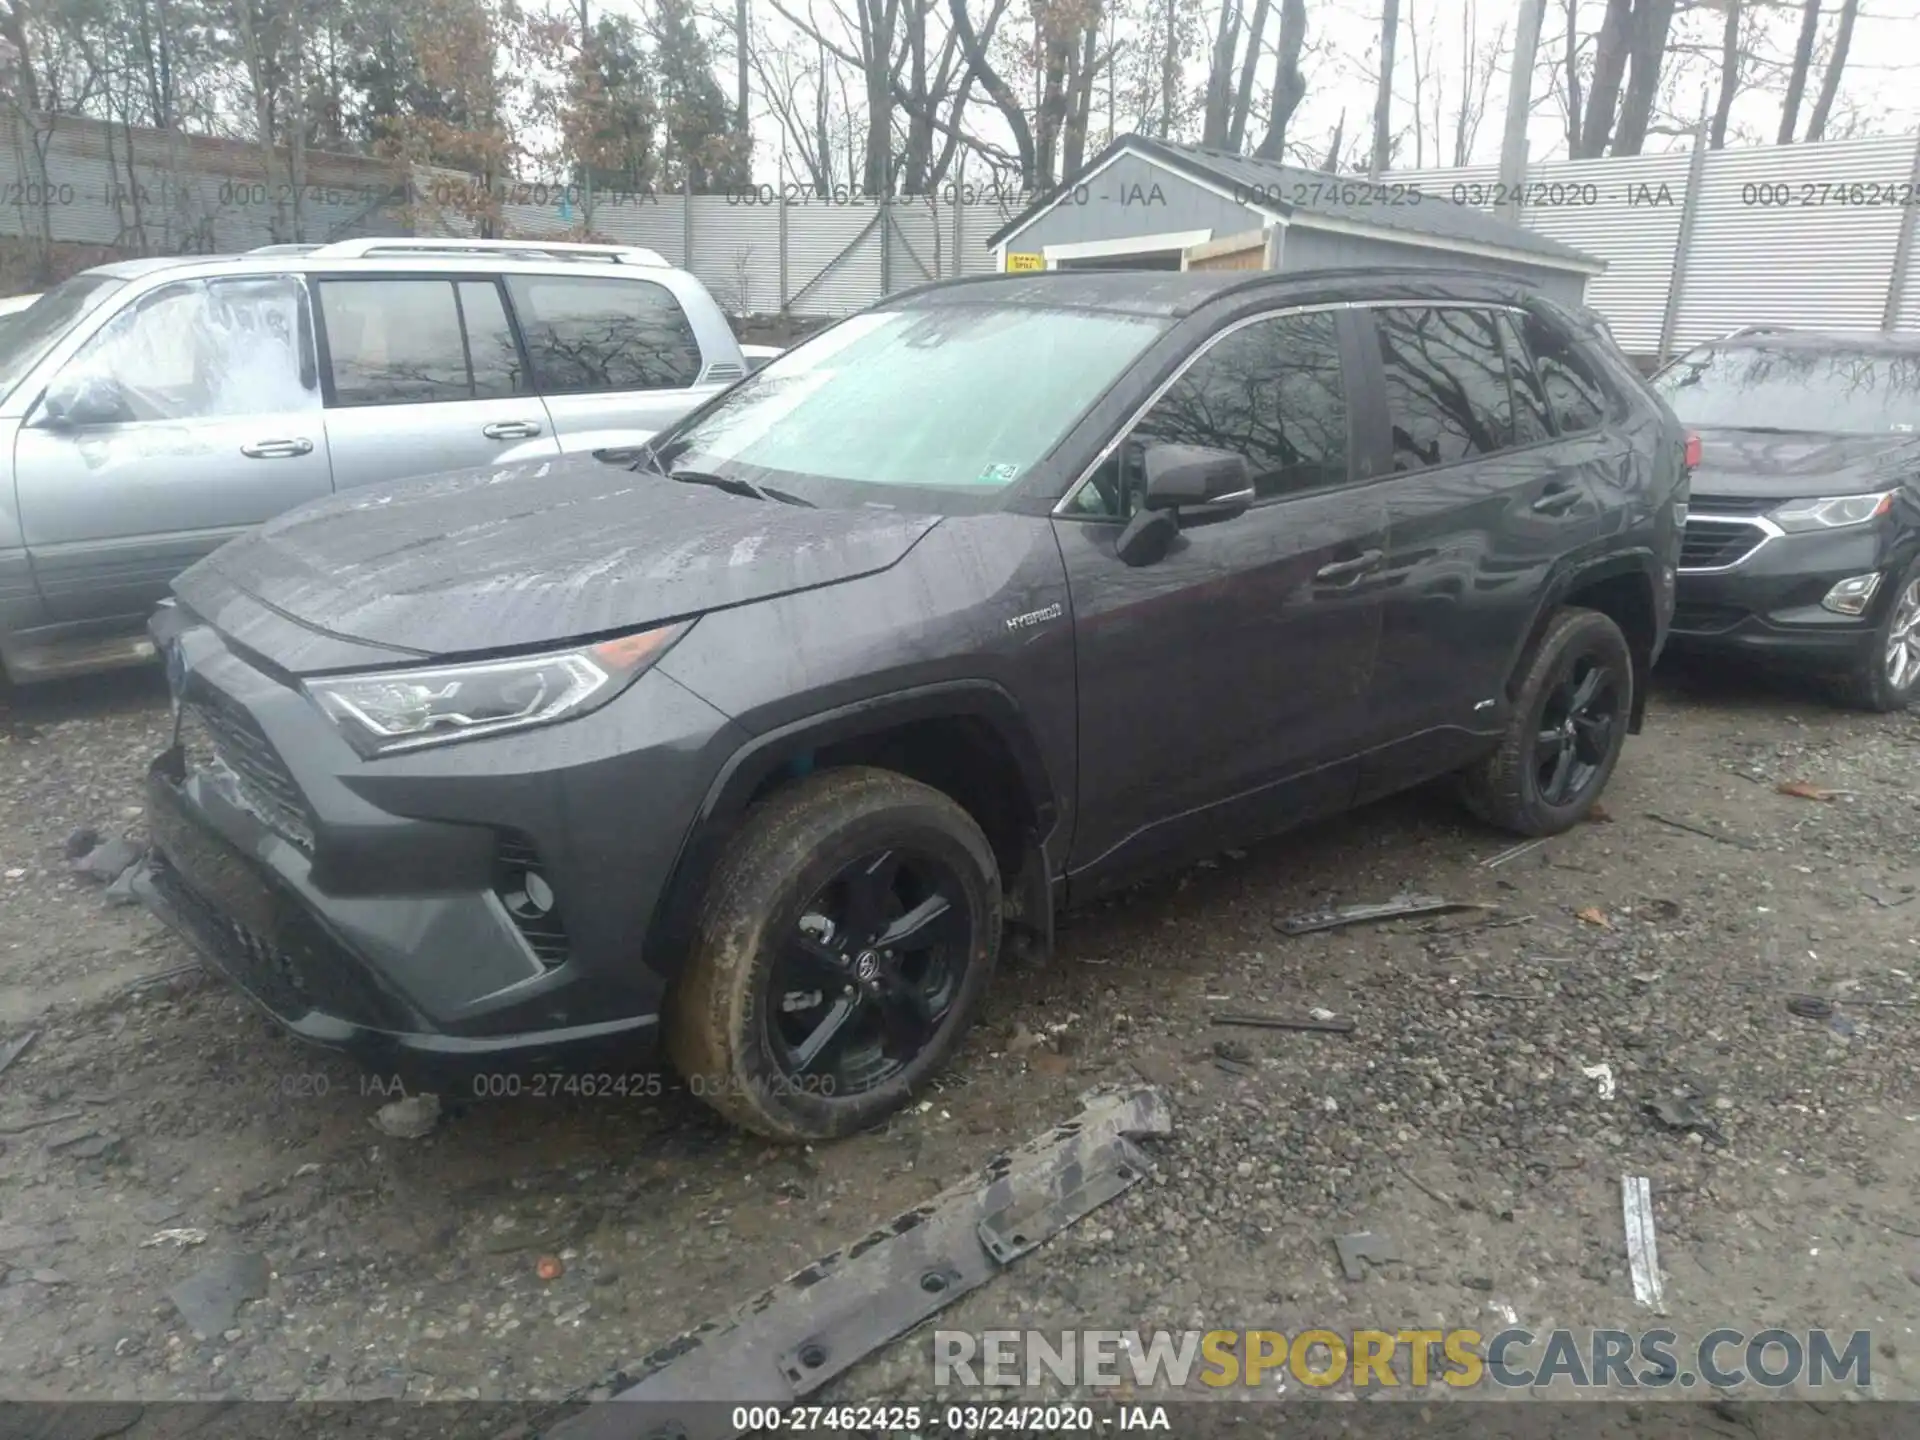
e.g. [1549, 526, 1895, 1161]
[667, 467, 815, 508]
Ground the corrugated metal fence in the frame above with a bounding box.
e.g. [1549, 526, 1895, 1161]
[3, 110, 1917, 355]
[1387, 132, 1920, 356]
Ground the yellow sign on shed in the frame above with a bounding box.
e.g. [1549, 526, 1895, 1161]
[1004, 252, 1045, 272]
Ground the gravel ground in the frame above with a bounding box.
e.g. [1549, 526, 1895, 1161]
[1, 659, 1918, 1409]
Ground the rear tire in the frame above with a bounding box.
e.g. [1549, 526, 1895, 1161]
[667, 766, 1001, 1141]
[1833, 559, 1920, 714]
[1461, 606, 1634, 837]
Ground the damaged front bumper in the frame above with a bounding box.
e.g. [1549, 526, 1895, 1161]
[137, 606, 745, 1077]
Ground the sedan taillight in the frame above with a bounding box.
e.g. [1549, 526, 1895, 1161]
[1683, 433, 1702, 469]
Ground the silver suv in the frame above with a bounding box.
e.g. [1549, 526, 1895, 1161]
[0, 238, 746, 681]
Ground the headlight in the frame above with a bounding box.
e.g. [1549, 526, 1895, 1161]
[1768, 492, 1894, 532]
[305, 622, 689, 755]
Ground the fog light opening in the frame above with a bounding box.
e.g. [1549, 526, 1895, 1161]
[504, 869, 555, 919]
[1821, 572, 1882, 617]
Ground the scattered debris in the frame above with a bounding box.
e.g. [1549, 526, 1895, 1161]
[1787, 994, 1835, 1021]
[1830, 1014, 1857, 1038]
[1030, 1052, 1073, 1076]
[1644, 812, 1757, 849]
[46, 1129, 120, 1159]
[1334, 1232, 1402, 1282]
[1482, 839, 1546, 870]
[1621, 1175, 1666, 1311]
[27, 1269, 69, 1287]
[536, 1255, 565, 1282]
[545, 1088, 1172, 1440]
[1276, 895, 1492, 937]
[140, 1228, 209, 1249]
[102, 866, 141, 907]
[1864, 888, 1917, 909]
[135, 1200, 186, 1227]
[0, 1109, 83, 1136]
[1644, 1096, 1723, 1144]
[1576, 907, 1610, 928]
[1776, 780, 1841, 801]
[372, 1093, 441, 1140]
[1583, 1063, 1616, 1100]
[63, 826, 102, 860]
[1461, 1274, 1494, 1292]
[1587, 802, 1614, 823]
[1211, 1011, 1355, 1035]
[168, 1251, 270, 1338]
[1005, 1023, 1043, 1057]
[1463, 990, 1540, 1002]
[0, 1028, 36, 1083]
[71, 834, 145, 883]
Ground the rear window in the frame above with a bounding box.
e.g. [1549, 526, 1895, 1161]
[507, 275, 702, 392]
[1653, 344, 1920, 435]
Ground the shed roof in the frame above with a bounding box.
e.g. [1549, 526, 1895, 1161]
[988, 134, 1604, 276]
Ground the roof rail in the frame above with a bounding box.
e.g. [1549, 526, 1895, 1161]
[246, 243, 322, 255]
[1719, 324, 1795, 339]
[305, 237, 669, 267]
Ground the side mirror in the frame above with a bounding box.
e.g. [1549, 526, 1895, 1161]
[1141, 443, 1255, 516]
[40, 374, 130, 428]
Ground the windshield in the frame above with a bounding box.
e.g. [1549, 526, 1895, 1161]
[0, 275, 125, 404]
[658, 304, 1167, 509]
[1652, 344, 1920, 436]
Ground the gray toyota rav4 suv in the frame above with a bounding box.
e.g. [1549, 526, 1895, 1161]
[140, 268, 1688, 1140]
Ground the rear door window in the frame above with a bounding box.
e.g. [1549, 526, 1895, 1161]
[1374, 306, 1515, 471]
[318, 279, 480, 406]
[506, 275, 703, 393]
[1520, 308, 1609, 434]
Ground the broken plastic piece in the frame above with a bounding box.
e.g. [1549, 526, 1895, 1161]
[1212, 1011, 1355, 1034]
[1622, 1175, 1665, 1311]
[545, 1087, 1172, 1440]
[1334, 1232, 1401, 1282]
[1276, 896, 1492, 936]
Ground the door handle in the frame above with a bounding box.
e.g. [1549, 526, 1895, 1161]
[482, 420, 543, 440]
[1314, 549, 1383, 583]
[239, 437, 313, 459]
[1532, 484, 1581, 515]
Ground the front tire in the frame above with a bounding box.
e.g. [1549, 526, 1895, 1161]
[1834, 559, 1920, 713]
[1461, 606, 1634, 837]
[667, 766, 1001, 1140]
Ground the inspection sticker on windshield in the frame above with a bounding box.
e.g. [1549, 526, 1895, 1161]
[977, 463, 1021, 485]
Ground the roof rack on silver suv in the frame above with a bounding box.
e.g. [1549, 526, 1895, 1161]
[305, 237, 669, 267]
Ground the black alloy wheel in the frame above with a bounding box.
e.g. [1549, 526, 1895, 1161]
[770, 846, 971, 1094]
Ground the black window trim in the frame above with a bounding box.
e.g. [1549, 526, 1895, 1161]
[311, 272, 527, 410]
[1053, 301, 1362, 522]
[504, 271, 705, 397]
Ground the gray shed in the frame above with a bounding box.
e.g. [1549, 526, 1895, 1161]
[987, 135, 1605, 305]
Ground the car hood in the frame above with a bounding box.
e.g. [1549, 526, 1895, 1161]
[176, 453, 940, 661]
[1690, 428, 1920, 500]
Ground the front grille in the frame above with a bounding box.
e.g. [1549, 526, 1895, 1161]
[149, 859, 407, 1029]
[495, 832, 570, 966]
[1680, 517, 1770, 572]
[185, 692, 314, 850]
[1685, 494, 1778, 516]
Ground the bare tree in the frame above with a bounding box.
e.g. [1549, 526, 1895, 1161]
[1560, 0, 1582, 155]
[1370, 0, 1397, 176]
[1227, 0, 1268, 150]
[1252, 0, 1304, 160]
[1805, 0, 1858, 142]
[1709, 0, 1740, 148]
[1576, 0, 1630, 157]
[1610, 0, 1674, 155]
[1776, 0, 1819, 143]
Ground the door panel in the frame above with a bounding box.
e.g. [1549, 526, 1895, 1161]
[15, 275, 332, 625]
[1357, 305, 1613, 795]
[315, 276, 560, 491]
[1055, 307, 1386, 892]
